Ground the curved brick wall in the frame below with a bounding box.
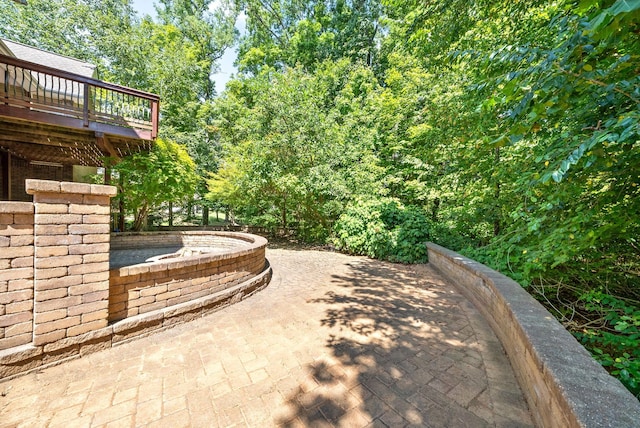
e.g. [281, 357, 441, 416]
[426, 243, 640, 428]
[1, 189, 271, 380]
[109, 232, 268, 322]
[110, 231, 258, 251]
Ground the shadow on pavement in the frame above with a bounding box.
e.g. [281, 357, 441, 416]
[276, 258, 506, 427]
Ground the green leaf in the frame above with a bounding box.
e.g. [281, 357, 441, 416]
[551, 170, 564, 183]
[607, 0, 640, 15]
[490, 135, 509, 148]
[588, 11, 613, 31]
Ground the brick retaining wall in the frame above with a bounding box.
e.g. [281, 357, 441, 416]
[110, 231, 255, 250]
[427, 242, 640, 428]
[109, 232, 267, 322]
[0, 180, 271, 379]
[0, 202, 34, 350]
[29, 181, 115, 347]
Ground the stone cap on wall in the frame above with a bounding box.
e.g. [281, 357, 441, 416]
[25, 179, 117, 197]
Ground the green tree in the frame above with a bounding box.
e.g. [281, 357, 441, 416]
[236, 0, 383, 72]
[208, 66, 341, 238]
[477, 0, 640, 279]
[377, 0, 640, 394]
[208, 61, 384, 240]
[114, 138, 198, 231]
[155, 0, 238, 100]
[0, 0, 140, 77]
[150, 1, 237, 223]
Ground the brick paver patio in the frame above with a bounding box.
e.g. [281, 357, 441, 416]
[0, 248, 533, 427]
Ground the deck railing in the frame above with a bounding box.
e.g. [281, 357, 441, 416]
[0, 54, 159, 139]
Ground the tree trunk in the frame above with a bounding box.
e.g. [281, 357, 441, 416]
[133, 203, 149, 231]
[185, 201, 193, 220]
[118, 175, 125, 232]
[493, 147, 501, 237]
[431, 197, 440, 222]
[202, 206, 209, 226]
[169, 201, 173, 228]
[281, 194, 287, 230]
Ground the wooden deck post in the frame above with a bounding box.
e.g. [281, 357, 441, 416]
[83, 83, 89, 127]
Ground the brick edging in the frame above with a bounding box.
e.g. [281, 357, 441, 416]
[426, 242, 640, 428]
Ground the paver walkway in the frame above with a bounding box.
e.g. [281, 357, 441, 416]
[0, 249, 533, 427]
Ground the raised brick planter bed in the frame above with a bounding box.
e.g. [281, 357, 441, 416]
[109, 232, 268, 322]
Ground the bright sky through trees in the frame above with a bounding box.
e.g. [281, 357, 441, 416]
[131, 0, 241, 92]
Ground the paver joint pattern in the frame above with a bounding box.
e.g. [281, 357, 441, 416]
[1, 248, 533, 427]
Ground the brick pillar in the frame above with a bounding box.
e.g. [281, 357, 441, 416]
[0, 202, 34, 350]
[26, 180, 116, 346]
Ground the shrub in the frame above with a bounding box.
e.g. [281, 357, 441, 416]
[573, 291, 640, 399]
[332, 198, 430, 263]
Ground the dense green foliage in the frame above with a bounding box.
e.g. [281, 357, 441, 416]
[574, 291, 640, 395]
[1, 0, 639, 396]
[208, 0, 640, 396]
[333, 198, 430, 263]
[207, 61, 384, 240]
[113, 138, 198, 230]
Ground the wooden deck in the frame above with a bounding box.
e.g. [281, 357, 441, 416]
[0, 54, 159, 166]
